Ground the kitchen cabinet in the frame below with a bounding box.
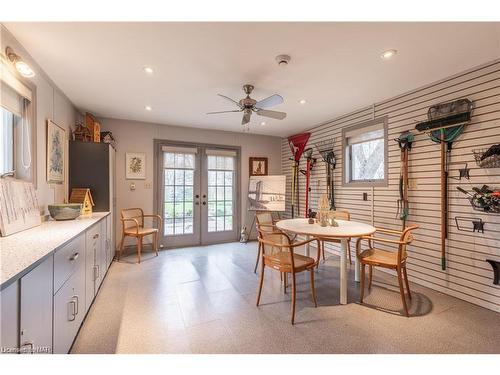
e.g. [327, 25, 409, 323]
[0, 281, 19, 353]
[85, 222, 106, 312]
[19, 256, 53, 354]
[53, 259, 85, 354]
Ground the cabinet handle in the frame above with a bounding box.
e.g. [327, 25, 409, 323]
[93, 233, 99, 239]
[69, 252, 79, 261]
[96, 265, 100, 279]
[68, 300, 76, 321]
[93, 265, 98, 281]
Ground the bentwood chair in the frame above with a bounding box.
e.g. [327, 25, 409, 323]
[118, 208, 162, 263]
[256, 231, 321, 324]
[356, 225, 419, 317]
[254, 212, 282, 273]
[316, 210, 352, 267]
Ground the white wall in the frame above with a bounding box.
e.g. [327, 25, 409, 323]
[1, 25, 77, 213]
[99, 117, 283, 243]
[282, 60, 500, 313]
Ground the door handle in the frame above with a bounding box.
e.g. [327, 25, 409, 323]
[72, 295, 79, 315]
[93, 233, 99, 239]
[69, 252, 79, 261]
[202, 202, 206, 205]
[195, 194, 200, 198]
[202, 194, 206, 198]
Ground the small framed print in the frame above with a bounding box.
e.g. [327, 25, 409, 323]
[249, 157, 268, 177]
[47, 119, 66, 184]
[126, 152, 146, 180]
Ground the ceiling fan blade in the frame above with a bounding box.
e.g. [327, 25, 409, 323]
[217, 94, 242, 108]
[242, 111, 251, 125]
[206, 110, 242, 115]
[256, 109, 287, 120]
[255, 94, 283, 109]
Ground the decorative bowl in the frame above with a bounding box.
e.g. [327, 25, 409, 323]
[48, 204, 82, 221]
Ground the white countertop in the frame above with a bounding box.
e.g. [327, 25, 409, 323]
[0, 212, 110, 289]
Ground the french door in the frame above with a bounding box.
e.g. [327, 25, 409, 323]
[157, 143, 239, 248]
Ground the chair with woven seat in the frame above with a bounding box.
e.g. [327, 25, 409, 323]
[356, 225, 418, 317]
[118, 208, 162, 263]
[256, 230, 320, 325]
[316, 210, 352, 267]
[253, 212, 282, 273]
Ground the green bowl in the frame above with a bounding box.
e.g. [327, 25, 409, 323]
[48, 204, 82, 221]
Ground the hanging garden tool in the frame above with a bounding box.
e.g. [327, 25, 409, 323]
[300, 148, 317, 218]
[394, 131, 414, 229]
[288, 133, 310, 218]
[415, 98, 473, 271]
[315, 138, 336, 210]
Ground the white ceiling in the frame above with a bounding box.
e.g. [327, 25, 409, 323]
[5, 22, 500, 137]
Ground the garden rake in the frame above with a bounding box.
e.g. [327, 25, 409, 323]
[315, 138, 336, 210]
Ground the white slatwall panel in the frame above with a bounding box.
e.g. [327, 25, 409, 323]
[281, 60, 500, 313]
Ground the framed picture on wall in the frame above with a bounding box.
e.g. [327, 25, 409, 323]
[47, 119, 65, 184]
[249, 157, 268, 176]
[126, 152, 146, 179]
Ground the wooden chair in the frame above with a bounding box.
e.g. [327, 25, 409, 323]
[118, 208, 162, 263]
[256, 231, 321, 324]
[316, 210, 352, 267]
[356, 225, 418, 317]
[254, 212, 282, 273]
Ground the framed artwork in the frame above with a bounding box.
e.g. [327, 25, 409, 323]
[47, 119, 65, 184]
[248, 175, 286, 212]
[249, 157, 268, 176]
[126, 152, 146, 179]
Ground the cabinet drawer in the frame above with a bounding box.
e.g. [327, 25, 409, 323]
[54, 234, 85, 293]
[53, 263, 85, 354]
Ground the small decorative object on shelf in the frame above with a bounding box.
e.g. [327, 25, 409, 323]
[472, 144, 500, 168]
[69, 188, 94, 216]
[85, 112, 101, 142]
[456, 185, 500, 213]
[73, 119, 92, 142]
[100, 131, 116, 148]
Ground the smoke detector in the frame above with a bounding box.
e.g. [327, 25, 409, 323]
[275, 54, 291, 67]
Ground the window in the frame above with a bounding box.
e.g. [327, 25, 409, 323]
[0, 66, 34, 181]
[342, 116, 388, 186]
[0, 107, 16, 174]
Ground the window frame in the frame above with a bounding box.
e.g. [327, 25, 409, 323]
[0, 61, 37, 185]
[341, 116, 388, 187]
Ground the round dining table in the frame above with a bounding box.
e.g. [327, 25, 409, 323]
[276, 218, 376, 305]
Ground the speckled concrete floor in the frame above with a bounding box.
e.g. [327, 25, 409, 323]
[71, 242, 500, 354]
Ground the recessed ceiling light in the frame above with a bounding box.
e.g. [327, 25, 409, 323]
[145, 105, 152, 111]
[143, 66, 154, 74]
[299, 99, 307, 105]
[260, 121, 266, 126]
[381, 49, 397, 59]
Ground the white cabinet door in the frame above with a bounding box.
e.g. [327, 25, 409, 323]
[20, 256, 53, 354]
[0, 281, 19, 353]
[53, 262, 85, 354]
[105, 214, 113, 268]
[85, 223, 102, 311]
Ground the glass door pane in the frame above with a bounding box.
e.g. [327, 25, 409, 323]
[161, 149, 200, 247]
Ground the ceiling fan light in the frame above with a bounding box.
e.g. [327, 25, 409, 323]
[299, 99, 307, 105]
[145, 105, 152, 111]
[260, 121, 266, 126]
[143, 66, 154, 74]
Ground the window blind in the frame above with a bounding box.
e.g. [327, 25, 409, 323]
[205, 149, 237, 157]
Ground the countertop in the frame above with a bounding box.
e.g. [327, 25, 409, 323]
[0, 212, 110, 290]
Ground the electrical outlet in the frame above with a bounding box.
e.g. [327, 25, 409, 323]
[130, 182, 136, 191]
[144, 182, 152, 189]
[409, 179, 418, 189]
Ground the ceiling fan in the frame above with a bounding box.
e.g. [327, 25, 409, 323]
[207, 84, 287, 126]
